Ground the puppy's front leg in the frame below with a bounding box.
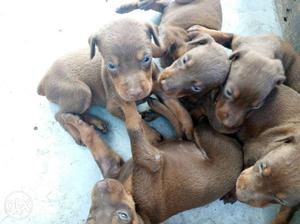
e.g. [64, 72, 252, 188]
[122, 101, 163, 173]
[147, 97, 183, 138]
[162, 97, 194, 140]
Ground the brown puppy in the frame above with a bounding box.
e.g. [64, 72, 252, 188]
[188, 27, 300, 130]
[153, 34, 229, 129]
[237, 86, 300, 167]
[202, 85, 300, 223]
[62, 99, 243, 224]
[37, 18, 166, 145]
[157, 34, 229, 98]
[236, 131, 300, 224]
[215, 49, 285, 130]
[116, 0, 222, 66]
[204, 85, 300, 164]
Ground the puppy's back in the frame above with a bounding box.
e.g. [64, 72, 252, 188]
[37, 49, 103, 97]
[162, 0, 222, 30]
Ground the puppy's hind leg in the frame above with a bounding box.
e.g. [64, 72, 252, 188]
[62, 114, 124, 178]
[48, 79, 93, 145]
[56, 111, 84, 145]
[162, 98, 194, 140]
[147, 97, 183, 139]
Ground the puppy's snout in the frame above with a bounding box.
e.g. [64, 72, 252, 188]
[223, 119, 235, 129]
[223, 116, 244, 129]
[222, 112, 229, 119]
[128, 87, 144, 99]
[216, 110, 232, 127]
[95, 179, 110, 192]
[236, 175, 247, 191]
[216, 106, 241, 129]
[95, 178, 125, 194]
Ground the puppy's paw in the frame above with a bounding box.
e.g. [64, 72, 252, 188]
[187, 25, 208, 40]
[148, 130, 163, 145]
[115, 3, 137, 14]
[182, 124, 193, 141]
[138, 0, 155, 10]
[141, 110, 160, 122]
[62, 113, 97, 145]
[61, 113, 80, 123]
[87, 117, 108, 134]
[62, 113, 85, 128]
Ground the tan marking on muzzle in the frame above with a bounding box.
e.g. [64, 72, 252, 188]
[158, 69, 174, 82]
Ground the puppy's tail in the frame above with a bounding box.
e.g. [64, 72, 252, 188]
[37, 78, 45, 96]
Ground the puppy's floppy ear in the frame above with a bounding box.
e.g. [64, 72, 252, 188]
[187, 33, 213, 46]
[229, 50, 246, 61]
[168, 42, 177, 55]
[272, 59, 285, 85]
[88, 33, 100, 59]
[145, 23, 161, 47]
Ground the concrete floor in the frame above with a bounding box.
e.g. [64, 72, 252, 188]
[0, 0, 299, 223]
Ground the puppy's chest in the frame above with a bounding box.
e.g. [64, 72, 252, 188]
[132, 168, 166, 223]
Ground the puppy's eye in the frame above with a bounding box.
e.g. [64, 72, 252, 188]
[258, 161, 267, 173]
[224, 88, 233, 100]
[116, 209, 130, 222]
[107, 62, 118, 71]
[191, 84, 201, 93]
[141, 54, 152, 65]
[182, 55, 189, 65]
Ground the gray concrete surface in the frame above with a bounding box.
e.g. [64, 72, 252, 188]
[0, 0, 299, 223]
[275, 0, 300, 54]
